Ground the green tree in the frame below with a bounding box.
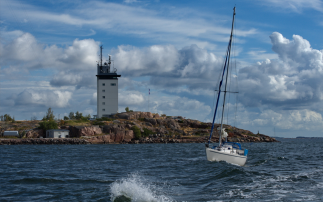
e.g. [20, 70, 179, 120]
[75, 111, 83, 120]
[69, 112, 75, 120]
[39, 120, 58, 131]
[125, 107, 130, 112]
[64, 116, 69, 120]
[131, 126, 141, 139]
[43, 108, 55, 120]
[4, 114, 13, 122]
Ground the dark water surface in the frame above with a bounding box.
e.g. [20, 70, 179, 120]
[1, 138, 323, 201]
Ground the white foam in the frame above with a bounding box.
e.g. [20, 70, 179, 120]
[110, 173, 173, 202]
[219, 167, 323, 200]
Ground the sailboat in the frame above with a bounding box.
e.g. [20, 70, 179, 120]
[205, 7, 248, 166]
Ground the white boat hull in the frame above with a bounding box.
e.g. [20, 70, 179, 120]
[205, 147, 247, 166]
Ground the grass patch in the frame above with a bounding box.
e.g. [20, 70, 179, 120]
[246, 133, 256, 137]
[96, 117, 113, 121]
[1, 136, 19, 139]
[91, 121, 105, 126]
[65, 120, 91, 126]
[17, 126, 30, 130]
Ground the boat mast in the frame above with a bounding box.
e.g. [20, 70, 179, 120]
[207, 7, 236, 146]
[218, 7, 236, 146]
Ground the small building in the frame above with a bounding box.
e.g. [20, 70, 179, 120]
[46, 129, 69, 138]
[3, 131, 19, 137]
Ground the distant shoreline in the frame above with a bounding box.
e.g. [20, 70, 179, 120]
[0, 111, 279, 145]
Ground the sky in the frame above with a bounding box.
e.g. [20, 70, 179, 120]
[1, 0, 323, 138]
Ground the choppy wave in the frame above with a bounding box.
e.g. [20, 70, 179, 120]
[110, 173, 173, 202]
[220, 167, 323, 201]
[1, 140, 323, 201]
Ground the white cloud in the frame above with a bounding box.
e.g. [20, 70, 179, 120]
[0, 32, 99, 71]
[251, 109, 323, 131]
[119, 91, 145, 106]
[5, 89, 72, 108]
[0, 0, 257, 48]
[154, 96, 212, 121]
[239, 32, 323, 109]
[124, 0, 139, 3]
[90, 93, 97, 105]
[113, 44, 224, 91]
[248, 50, 278, 61]
[261, 0, 323, 13]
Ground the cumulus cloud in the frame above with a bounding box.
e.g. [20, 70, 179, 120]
[5, 89, 72, 108]
[90, 93, 97, 105]
[154, 96, 212, 120]
[252, 109, 323, 131]
[239, 32, 323, 109]
[0, 32, 99, 71]
[119, 91, 145, 106]
[113, 44, 224, 91]
[50, 70, 96, 89]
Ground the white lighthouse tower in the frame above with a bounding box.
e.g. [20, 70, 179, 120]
[96, 46, 121, 118]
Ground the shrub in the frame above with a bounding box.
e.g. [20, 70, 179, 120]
[142, 128, 153, 137]
[39, 120, 58, 131]
[59, 120, 65, 126]
[125, 107, 129, 112]
[64, 116, 69, 120]
[161, 114, 166, 117]
[131, 126, 141, 139]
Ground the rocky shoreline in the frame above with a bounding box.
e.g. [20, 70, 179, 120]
[0, 138, 90, 145]
[0, 111, 278, 145]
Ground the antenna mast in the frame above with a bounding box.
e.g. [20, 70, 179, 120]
[100, 45, 103, 67]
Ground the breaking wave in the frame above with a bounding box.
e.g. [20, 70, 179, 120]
[110, 173, 173, 202]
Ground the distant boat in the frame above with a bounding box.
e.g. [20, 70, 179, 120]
[205, 7, 248, 166]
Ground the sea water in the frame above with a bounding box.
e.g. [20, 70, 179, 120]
[0, 138, 323, 201]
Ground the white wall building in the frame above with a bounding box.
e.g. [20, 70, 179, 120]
[46, 129, 69, 138]
[96, 46, 121, 118]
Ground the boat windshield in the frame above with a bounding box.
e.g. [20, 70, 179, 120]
[223, 142, 242, 150]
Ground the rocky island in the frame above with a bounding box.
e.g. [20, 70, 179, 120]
[0, 111, 278, 145]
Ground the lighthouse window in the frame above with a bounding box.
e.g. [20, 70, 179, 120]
[102, 90, 105, 92]
[102, 109, 105, 111]
[111, 83, 116, 86]
[102, 83, 105, 86]
[102, 96, 105, 98]
[102, 102, 105, 105]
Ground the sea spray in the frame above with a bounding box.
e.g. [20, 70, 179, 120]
[110, 173, 173, 202]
